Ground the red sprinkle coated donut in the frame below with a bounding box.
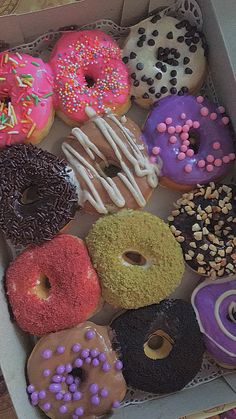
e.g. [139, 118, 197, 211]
[6, 235, 101, 335]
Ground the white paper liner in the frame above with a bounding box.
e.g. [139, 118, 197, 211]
[3, 0, 235, 408]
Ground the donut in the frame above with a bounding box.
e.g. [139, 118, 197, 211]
[86, 209, 184, 309]
[0, 52, 54, 145]
[6, 235, 101, 336]
[122, 15, 207, 108]
[0, 144, 77, 246]
[142, 95, 235, 191]
[192, 276, 236, 368]
[62, 107, 161, 214]
[168, 183, 236, 278]
[111, 299, 204, 393]
[49, 30, 131, 125]
[26, 321, 126, 418]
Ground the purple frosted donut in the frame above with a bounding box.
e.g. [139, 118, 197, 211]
[142, 95, 235, 190]
[192, 276, 236, 368]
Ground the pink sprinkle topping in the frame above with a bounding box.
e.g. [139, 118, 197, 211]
[206, 154, 214, 163]
[157, 122, 167, 132]
[181, 113, 186, 120]
[212, 141, 221, 150]
[206, 164, 214, 172]
[193, 121, 200, 129]
[182, 124, 190, 132]
[165, 117, 172, 125]
[210, 113, 217, 120]
[229, 153, 235, 160]
[175, 125, 182, 133]
[184, 164, 193, 173]
[180, 145, 187, 152]
[214, 158, 222, 167]
[180, 132, 189, 141]
[196, 96, 204, 103]
[152, 146, 160, 155]
[168, 126, 176, 134]
[177, 152, 186, 160]
[186, 119, 193, 127]
[149, 156, 156, 164]
[223, 155, 230, 163]
[198, 160, 206, 168]
[186, 149, 194, 157]
[222, 116, 229, 125]
[169, 136, 177, 144]
[218, 106, 225, 113]
[200, 107, 209, 117]
[183, 140, 190, 146]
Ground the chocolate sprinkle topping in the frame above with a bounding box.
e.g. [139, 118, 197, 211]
[0, 144, 78, 246]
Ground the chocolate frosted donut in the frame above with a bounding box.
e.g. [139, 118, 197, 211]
[111, 299, 204, 394]
[0, 144, 78, 245]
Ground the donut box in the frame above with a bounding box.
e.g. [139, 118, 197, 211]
[0, 0, 235, 418]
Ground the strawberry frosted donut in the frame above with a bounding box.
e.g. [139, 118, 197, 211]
[49, 30, 131, 125]
[6, 235, 101, 336]
[0, 52, 54, 145]
[142, 95, 235, 191]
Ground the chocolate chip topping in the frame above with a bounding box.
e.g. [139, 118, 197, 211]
[150, 15, 161, 24]
[170, 78, 177, 86]
[142, 92, 149, 99]
[155, 93, 161, 99]
[171, 70, 177, 77]
[130, 52, 137, 59]
[152, 30, 159, 37]
[131, 72, 137, 79]
[0, 144, 78, 246]
[184, 57, 190, 64]
[177, 36, 184, 43]
[149, 87, 155, 94]
[138, 27, 145, 34]
[133, 80, 140, 87]
[167, 31, 173, 39]
[155, 73, 162, 80]
[170, 87, 177, 94]
[137, 41, 143, 47]
[185, 67, 193, 74]
[136, 62, 144, 71]
[147, 78, 154, 86]
[189, 45, 197, 53]
[147, 39, 155, 46]
[122, 56, 129, 64]
[161, 86, 168, 94]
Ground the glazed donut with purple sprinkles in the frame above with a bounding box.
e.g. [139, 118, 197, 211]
[142, 95, 235, 191]
[27, 322, 126, 418]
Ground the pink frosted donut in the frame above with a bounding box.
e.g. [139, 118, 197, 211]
[49, 30, 131, 125]
[142, 95, 235, 191]
[0, 52, 54, 146]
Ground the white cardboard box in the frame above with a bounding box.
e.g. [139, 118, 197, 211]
[0, 1, 236, 418]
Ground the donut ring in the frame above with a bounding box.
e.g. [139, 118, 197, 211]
[142, 95, 235, 191]
[49, 30, 131, 125]
[6, 235, 101, 335]
[27, 322, 126, 418]
[192, 277, 236, 369]
[111, 300, 204, 393]
[168, 183, 236, 278]
[0, 144, 77, 246]
[86, 210, 184, 309]
[62, 107, 161, 214]
[122, 15, 207, 108]
[0, 52, 54, 145]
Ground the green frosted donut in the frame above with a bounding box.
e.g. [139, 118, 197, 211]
[86, 210, 184, 309]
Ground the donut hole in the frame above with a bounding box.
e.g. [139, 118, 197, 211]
[100, 160, 122, 178]
[32, 274, 51, 300]
[122, 251, 147, 266]
[21, 186, 39, 204]
[143, 331, 174, 360]
[0, 96, 11, 106]
[188, 130, 200, 154]
[71, 367, 86, 382]
[85, 75, 96, 88]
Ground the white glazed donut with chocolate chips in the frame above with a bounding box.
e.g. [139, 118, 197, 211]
[122, 14, 207, 108]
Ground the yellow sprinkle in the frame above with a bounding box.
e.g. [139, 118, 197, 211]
[27, 122, 36, 138]
[21, 120, 31, 124]
[10, 104, 17, 124]
[0, 103, 4, 112]
[4, 54, 8, 63]
[0, 77, 6, 81]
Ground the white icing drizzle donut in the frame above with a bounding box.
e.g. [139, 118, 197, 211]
[122, 14, 207, 107]
[62, 107, 161, 214]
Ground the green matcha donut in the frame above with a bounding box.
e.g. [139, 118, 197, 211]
[86, 210, 184, 309]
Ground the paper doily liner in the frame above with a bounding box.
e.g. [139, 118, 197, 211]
[4, 0, 235, 408]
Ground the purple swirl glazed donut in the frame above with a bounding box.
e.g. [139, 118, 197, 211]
[142, 95, 235, 191]
[192, 276, 236, 368]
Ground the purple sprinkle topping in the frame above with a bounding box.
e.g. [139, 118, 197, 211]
[72, 415, 79, 419]
[102, 362, 111, 372]
[73, 391, 82, 401]
[43, 402, 51, 412]
[85, 329, 95, 340]
[74, 377, 81, 386]
[56, 365, 65, 375]
[74, 358, 83, 368]
[56, 392, 63, 401]
[85, 357, 92, 364]
[112, 400, 120, 408]
[61, 377, 66, 382]
[66, 375, 74, 385]
[43, 369, 51, 377]
[38, 390, 46, 399]
[56, 345, 65, 354]
[90, 348, 99, 358]
[100, 388, 108, 398]
[31, 392, 39, 402]
[81, 349, 90, 359]
[42, 349, 52, 359]
[31, 399, 38, 406]
[91, 395, 100, 406]
[72, 343, 81, 353]
[65, 363, 72, 373]
[49, 383, 62, 393]
[69, 383, 77, 393]
[92, 358, 99, 367]
[59, 405, 68, 414]
[63, 392, 72, 402]
[89, 383, 98, 394]
[115, 360, 123, 371]
[27, 385, 35, 394]
[98, 352, 106, 362]
[75, 407, 84, 416]
[52, 375, 62, 383]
